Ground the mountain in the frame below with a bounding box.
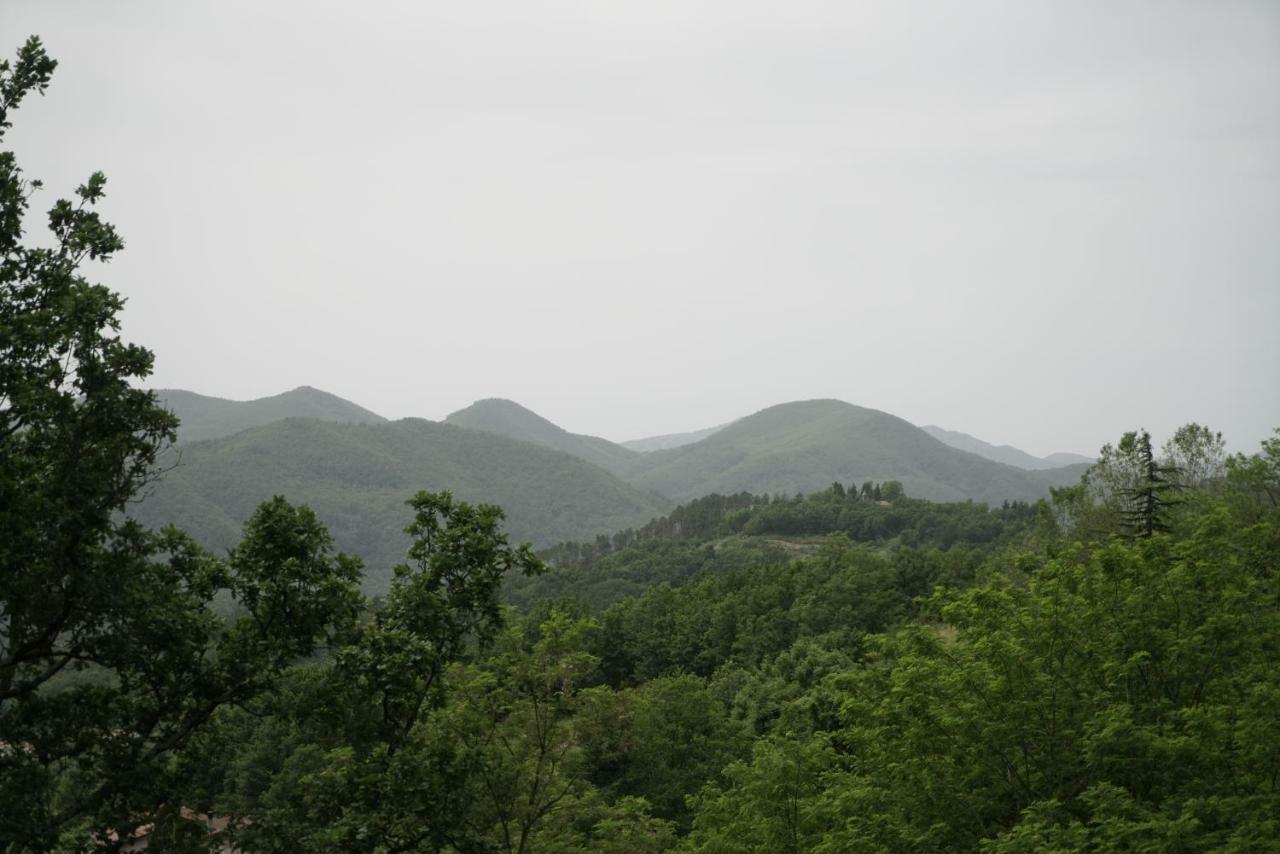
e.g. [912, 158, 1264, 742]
[131, 417, 671, 593]
[622, 399, 1087, 504]
[921, 425, 1094, 471]
[621, 423, 729, 453]
[1043, 451, 1095, 467]
[156, 386, 386, 444]
[445, 398, 638, 475]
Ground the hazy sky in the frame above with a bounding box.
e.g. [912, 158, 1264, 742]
[7, 1, 1279, 456]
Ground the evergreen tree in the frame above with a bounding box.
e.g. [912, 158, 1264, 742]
[1120, 429, 1177, 537]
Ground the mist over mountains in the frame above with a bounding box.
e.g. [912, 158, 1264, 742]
[921, 424, 1094, 470]
[130, 385, 1095, 591]
[620, 423, 730, 453]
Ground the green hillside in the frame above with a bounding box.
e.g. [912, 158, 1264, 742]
[444, 397, 638, 475]
[130, 417, 671, 592]
[623, 399, 1087, 504]
[156, 386, 387, 443]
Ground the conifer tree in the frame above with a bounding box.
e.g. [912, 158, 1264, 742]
[1121, 429, 1178, 537]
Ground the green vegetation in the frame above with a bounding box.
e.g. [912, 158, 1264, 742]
[158, 427, 1279, 852]
[0, 41, 367, 848]
[5, 35, 1279, 853]
[157, 386, 387, 444]
[131, 417, 672, 592]
[445, 397, 639, 475]
[135, 396, 1092, 595]
[622, 399, 1088, 503]
[514, 486, 1037, 610]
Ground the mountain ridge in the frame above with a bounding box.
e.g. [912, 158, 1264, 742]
[143, 387, 1094, 591]
[621, 423, 730, 453]
[621, 399, 1087, 504]
[156, 386, 387, 444]
[444, 397, 638, 475]
[921, 424, 1094, 470]
[131, 416, 672, 593]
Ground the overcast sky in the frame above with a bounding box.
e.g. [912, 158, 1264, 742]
[7, 1, 1279, 456]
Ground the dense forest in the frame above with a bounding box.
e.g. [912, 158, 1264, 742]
[3, 36, 1279, 853]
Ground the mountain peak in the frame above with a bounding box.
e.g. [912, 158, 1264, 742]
[445, 399, 637, 474]
[446, 398, 567, 437]
[155, 386, 386, 444]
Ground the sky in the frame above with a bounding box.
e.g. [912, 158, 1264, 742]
[6, 1, 1279, 457]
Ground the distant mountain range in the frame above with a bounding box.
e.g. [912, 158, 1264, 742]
[445, 398, 638, 475]
[156, 387, 386, 443]
[921, 425, 1094, 470]
[621, 423, 729, 453]
[620, 400, 1087, 504]
[133, 413, 670, 593]
[136, 386, 1094, 592]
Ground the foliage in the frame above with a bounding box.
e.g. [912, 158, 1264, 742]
[1, 41, 546, 851]
[0, 37, 359, 850]
[129, 416, 672, 592]
[679, 467, 1280, 851]
[7, 33, 1280, 852]
[520, 486, 1032, 611]
[211, 492, 544, 853]
[1119, 429, 1178, 538]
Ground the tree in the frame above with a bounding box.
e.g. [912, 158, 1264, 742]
[0, 38, 363, 850]
[1161, 422, 1226, 490]
[445, 611, 606, 852]
[1058, 426, 1205, 540]
[1225, 429, 1280, 516]
[217, 491, 546, 853]
[1120, 429, 1177, 538]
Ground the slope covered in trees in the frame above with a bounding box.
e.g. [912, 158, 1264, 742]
[513, 485, 1040, 610]
[130, 417, 671, 591]
[157, 386, 387, 443]
[622, 399, 1088, 503]
[181, 427, 1280, 852]
[445, 397, 639, 475]
[134, 397, 1089, 594]
[156, 384, 384, 445]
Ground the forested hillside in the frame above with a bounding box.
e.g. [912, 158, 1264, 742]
[622, 399, 1087, 503]
[511, 485, 1040, 610]
[135, 395, 1091, 591]
[158, 426, 1280, 851]
[157, 386, 387, 443]
[445, 397, 638, 475]
[130, 417, 671, 591]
